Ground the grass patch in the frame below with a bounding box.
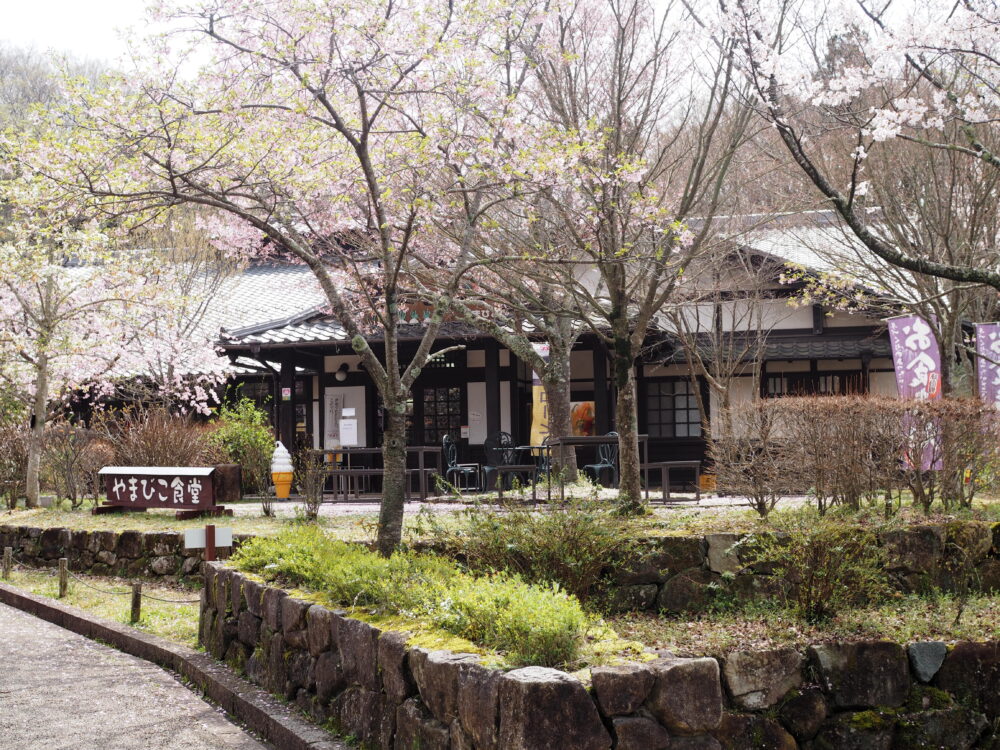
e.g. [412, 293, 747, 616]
[231, 525, 644, 669]
[611, 594, 1000, 658]
[4, 567, 201, 647]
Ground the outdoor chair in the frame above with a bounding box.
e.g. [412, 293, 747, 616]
[584, 431, 620, 487]
[482, 431, 523, 490]
[443, 434, 480, 491]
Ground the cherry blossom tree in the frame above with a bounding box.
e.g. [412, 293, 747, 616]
[23, 0, 548, 553]
[715, 0, 1000, 290]
[508, 0, 753, 511]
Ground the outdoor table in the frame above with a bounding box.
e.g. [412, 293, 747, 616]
[641, 459, 702, 503]
[541, 434, 649, 502]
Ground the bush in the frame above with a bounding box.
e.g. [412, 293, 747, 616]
[714, 396, 1000, 516]
[232, 526, 589, 667]
[416, 497, 640, 601]
[41, 422, 101, 509]
[711, 400, 791, 517]
[0, 423, 29, 509]
[293, 449, 325, 521]
[97, 407, 215, 466]
[209, 397, 273, 494]
[740, 512, 892, 623]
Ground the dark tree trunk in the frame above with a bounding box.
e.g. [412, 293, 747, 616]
[612, 336, 644, 514]
[376, 399, 408, 556]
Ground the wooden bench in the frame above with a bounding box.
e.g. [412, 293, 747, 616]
[641, 460, 702, 503]
[327, 468, 440, 501]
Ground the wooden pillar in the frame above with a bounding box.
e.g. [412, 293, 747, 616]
[485, 341, 501, 438]
[279, 360, 296, 449]
[593, 346, 610, 435]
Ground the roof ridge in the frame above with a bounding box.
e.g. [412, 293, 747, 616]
[222, 305, 326, 340]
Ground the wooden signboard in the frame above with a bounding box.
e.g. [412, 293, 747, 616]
[96, 467, 233, 519]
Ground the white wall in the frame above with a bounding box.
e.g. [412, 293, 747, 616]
[466, 381, 512, 444]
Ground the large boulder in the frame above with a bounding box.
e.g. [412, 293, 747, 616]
[809, 641, 909, 709]
[314, 649, 345, 703]
[378, 630, 416, 705]
[934, 641, 1000, 719]
[305, 605, 334, 656]
[657, 568, 720, 614]
[337, 617, 381, 691]
[617, 536, 705, 585]
[335, 687, 392, 749]
[498, 667, 611, 750]
[394, 698, 450, 750]
[591, 663, 654, 716]
[457, 662, 501, 750]
[116, 530, 143, 559]
[645, 657, 723, 734]
[705, 534, 743, 574]
[609, 584, 659, 612]
[237, 610, 261, 648]
[610, 716, 672, 750]
[810, 711, 894, 750]
[722, 649, 803, 710]
[907, 641, 947, 683]
[409, 649, 480, 725]
[777, 687, 827, 741]
[945, 522, 994, 563]
[881, 526, 944, 575]
[893, 707, 987, 750]
[261, 586, 286, 631]
[711, 713, 796, 750]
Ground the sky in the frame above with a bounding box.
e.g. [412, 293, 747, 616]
[1, 0, 152, 64]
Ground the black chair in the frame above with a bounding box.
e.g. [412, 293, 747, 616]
[443, 435, 480, 491]
[482, 431, 519, 490]
[584, 431, 619, 486]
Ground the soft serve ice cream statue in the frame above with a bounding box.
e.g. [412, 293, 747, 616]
[271, 441, 294, 499]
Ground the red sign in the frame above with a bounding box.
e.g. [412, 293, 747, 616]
[99, 467, 216, 510]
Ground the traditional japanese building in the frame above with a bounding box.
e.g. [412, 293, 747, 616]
[212, 212, 899, 483]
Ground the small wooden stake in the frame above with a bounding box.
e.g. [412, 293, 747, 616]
[204, 524, 216, 562]
[58, 558, 68, 598]
[130, 582, 142, 624]
[2, 547, 12, 580]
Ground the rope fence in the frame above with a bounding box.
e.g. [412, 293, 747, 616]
[2, 547, 203, 619]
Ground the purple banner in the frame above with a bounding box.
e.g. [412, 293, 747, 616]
[976, 323, 1000, 406]
[887, 315, 942, 401]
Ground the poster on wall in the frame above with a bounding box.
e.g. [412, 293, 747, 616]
[529, 343, 550, 445]
[323, 386, 366, 448]
[571, 401, 595, 436]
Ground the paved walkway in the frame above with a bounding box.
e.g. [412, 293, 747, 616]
[0, 602, 268, 750]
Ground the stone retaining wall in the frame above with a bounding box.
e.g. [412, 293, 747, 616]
[203, 563, 1000, 750]
[611, 521, 1000, 613]
[0, 524, 249, 580]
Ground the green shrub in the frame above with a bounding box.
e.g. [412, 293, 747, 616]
[232, 525, 589, 667]
[739, 511, 892, 623]
[210, 397, 273, 494]
[415, 497, 640, 601]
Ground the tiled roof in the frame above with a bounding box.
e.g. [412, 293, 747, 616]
[663, 333, 891, 363]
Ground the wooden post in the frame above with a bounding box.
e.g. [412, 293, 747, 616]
[131, 582, 142, 624]
[204, 524, 216, 562]
[2, 547, 11, 580]
[58, 558, 68, 598]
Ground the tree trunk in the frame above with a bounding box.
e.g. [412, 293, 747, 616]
[376, 400, 408, 556]
[612, 344, 644, 514]
[543, 377, 577, 482]
[25, 356, 49, 509]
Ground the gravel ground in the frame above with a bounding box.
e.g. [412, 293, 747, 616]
[0, 602, 268, 750]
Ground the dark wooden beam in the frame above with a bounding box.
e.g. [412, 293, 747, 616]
[278, 360, 296, 450]
[485, 340, 501, 438]
[593, 346, 610, 435]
